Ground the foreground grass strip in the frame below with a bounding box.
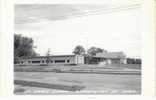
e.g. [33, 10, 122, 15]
[14, 80, 85, 92]
[63, 71, 141, 75]
[14, 69, 141, 75]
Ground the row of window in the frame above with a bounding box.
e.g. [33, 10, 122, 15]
[16, 59, 70, 64]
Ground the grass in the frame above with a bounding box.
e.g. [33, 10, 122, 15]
[14, 88, 26, 93]
[14, 72, 141, 94]
[14, 64, 141, 94]
[14, 64, 141, 73]
[14, 80, 85, 92]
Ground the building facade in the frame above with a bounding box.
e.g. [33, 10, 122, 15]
[15, 52, 127, 66]
[15, 55, 84, 65]
[93, 52, 127, 65]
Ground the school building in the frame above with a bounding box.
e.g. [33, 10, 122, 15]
[15, 55, 84, 65]
[15, 51, 127, 66]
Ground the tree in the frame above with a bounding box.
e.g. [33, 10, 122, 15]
[86, 47, 107, 64]
[136, 59, 141, 64]
[73, 45, 85, 55]
[87, 47, 106, 56]
[45, 48, 51, 64]
[126, 58, 135, 64]
[46, 48, 51, 57]
[14, 34, 37, 61]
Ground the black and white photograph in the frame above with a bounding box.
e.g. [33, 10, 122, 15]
[14, 2, 142, 95]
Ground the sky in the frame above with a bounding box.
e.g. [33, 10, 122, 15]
[15, 4, 141, 58]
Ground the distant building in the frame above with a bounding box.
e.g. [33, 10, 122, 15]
[15, 55, 84, 65]
[92, 52, 127, 64]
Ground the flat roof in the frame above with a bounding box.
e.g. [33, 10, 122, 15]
[31, 55, 75, 58]
[16, 55, 75, 60]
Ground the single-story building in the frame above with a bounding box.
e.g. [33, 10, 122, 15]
[15, 55, 84, 65]
[15, 52, 127, 66]
[93, 52, 127, 64]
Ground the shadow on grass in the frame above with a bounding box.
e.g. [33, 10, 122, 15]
[14, 80, 85, 92]
[14, 88, 26, 93]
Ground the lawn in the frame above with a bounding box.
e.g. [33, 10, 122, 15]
[14, 66, 141, 94]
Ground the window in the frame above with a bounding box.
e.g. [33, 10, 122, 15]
[51, 60, 53, 63]
[32, 61, 40, 63]
[28, 61, 31, 63]
[14, 61, 18, 64]
[46, 60, 49, 63]
[67, 60, 70, 63]
[55, 60, 65, 63]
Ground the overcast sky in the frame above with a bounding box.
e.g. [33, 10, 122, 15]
[15, 4, 141, 58]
